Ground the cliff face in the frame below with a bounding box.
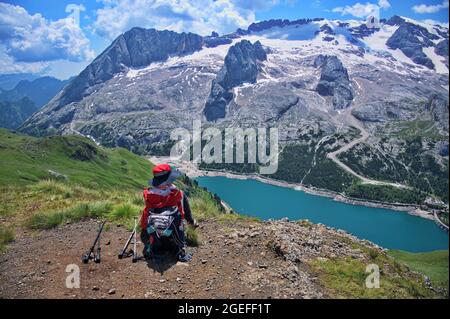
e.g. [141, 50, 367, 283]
[203, 40, 267, 121]
[315, 55, 354, 110]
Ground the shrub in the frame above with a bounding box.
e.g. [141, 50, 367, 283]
[25, 201, 114, 229]
[0, 226, 14, 250]
[109, 203, 140, 220]
[31, 180, 71, 195]
[26, 211, 66, 229]
[186, 225, 200, 247]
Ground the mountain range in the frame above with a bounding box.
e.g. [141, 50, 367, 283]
[0, 76, 69, 129]
[0, 73, 40, 91]
[0, 97, 37, 130]
[18, 15, 449, 205]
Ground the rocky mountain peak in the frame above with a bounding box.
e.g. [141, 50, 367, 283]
[54, 28, 204, 108]
[387, 22, 439, 69]
[386, 15, 406, 26]
[315, 55, 354, 110]
[203, 40, 267, 121]
[220, 40, 267, 89]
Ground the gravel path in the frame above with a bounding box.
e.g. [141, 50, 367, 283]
[0, 218, 329, 299]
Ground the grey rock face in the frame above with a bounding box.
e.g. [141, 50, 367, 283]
[204, 36, 233, 48]
[247, 18, 323, 33]
[426, 94, 449, 131]
[319, 24, 335, 35]
[435, 39, 449, 68]
[386, 22, 438, 69]
[322, 36, 335, 42]
[436, 141, 449, 157]
[435, 39, 449, 57]
[315, 55, 354, 109]
[55, 28, 203, 108]
[349, 23, 379, 38]
[203, 40, 267, 121]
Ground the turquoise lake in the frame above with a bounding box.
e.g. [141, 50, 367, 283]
[195, 176, 449, 252]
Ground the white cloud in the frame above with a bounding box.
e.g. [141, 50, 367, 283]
[378, 0, 391, 9]
[93, 0, 275, 40]
[231, 0, 279, 11]
[0, 46, 49, 74]
[0, 3, 94, 65]
[412, 1, 449, 14]
[333, 0, 391, 18]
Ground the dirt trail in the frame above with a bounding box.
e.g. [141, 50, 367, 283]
[1, 216, 439, 299]
[327, 89, 410, 189]
[0, 218, 333, 299]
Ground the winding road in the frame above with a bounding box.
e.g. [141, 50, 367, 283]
[325, 82, 411, 190]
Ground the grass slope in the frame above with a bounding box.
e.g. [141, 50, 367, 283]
[0, 128, 151, 189]
[309, 241, 447, 299]
[388, 250, 449, 290]
[0, 129, 235, 249]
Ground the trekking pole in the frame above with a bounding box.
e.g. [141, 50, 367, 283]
[82, 221, 106, 264]
[132, 217, 138, 263]
[94, 222, 101, 263]
[118, 228, 135, 259]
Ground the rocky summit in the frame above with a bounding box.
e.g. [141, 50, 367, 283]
[386, 21, 440, 69]
[52, 28, 203, 108]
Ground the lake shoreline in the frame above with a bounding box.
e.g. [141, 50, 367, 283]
[149, 156, 435, 221]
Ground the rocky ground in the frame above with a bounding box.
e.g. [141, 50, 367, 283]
[0, 217, 439, 299]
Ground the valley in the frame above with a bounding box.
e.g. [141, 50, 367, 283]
[0, 129, 448, 298]
[17, 16, 449, 209]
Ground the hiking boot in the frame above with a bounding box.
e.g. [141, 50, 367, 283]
[177, 248, 192, 262]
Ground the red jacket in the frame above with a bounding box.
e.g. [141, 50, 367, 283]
[140, 186, 185, 230]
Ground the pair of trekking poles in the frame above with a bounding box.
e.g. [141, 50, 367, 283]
[81, 218, 139, 264]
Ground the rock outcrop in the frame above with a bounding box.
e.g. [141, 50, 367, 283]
[435, 39, 449, 68]
[435, 39, 449, 57]
[426, 94, 449, 131]
[349, 23, 379, 38]
[203, 40, 267, 121]
[315, 55, 354, 109]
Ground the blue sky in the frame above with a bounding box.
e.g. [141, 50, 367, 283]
[1, 0, 448, 79]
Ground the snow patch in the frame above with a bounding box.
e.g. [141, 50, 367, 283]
[423, 46, 449, 74]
